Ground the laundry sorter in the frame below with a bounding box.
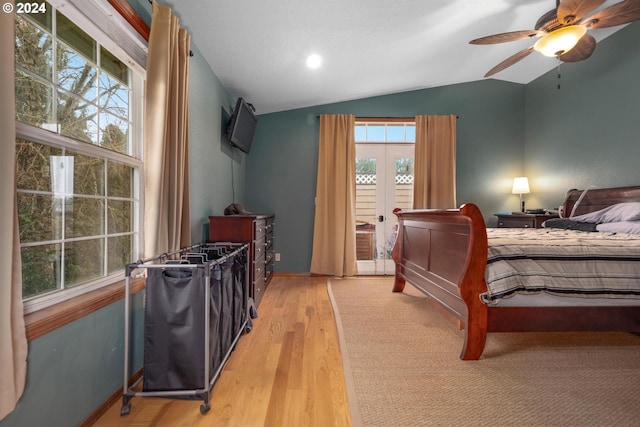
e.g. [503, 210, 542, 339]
[120, 242, 254, 416]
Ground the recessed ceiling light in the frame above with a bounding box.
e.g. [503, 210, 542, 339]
[306, 54, 322, 69]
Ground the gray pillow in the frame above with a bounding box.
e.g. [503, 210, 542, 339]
[571, 202, 640, 223]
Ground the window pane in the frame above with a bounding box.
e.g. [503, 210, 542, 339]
[15, 16, 53, 81]
[355, 125, 366, 142]
[100, 71, 129, 119]
[57, 89, 98, 143]
[65, 197, 104, 238]
[16, 1, 52, 31]
[108, 200, 132, 234]
[56, 11, 96, 63]
[367, 125, 385, 142]
[99, 112, 129, 154]
[65, 239, 104, 287]
[386, 125, 405, 142]
[57, 42, 98, 102]
[18, 193, 61, 242]
[406, 125, 416, 142]
[22, 244, 61, 299]
[101, 46, 129, 86]
[16, 139, 62, 191]
[69, 151, 104, 196]
[15, 70, 53, 126]
[108, 235, 132, 274]
[107, 162, 132, 198]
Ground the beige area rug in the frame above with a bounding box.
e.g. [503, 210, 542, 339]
[328, 277, 640, 427]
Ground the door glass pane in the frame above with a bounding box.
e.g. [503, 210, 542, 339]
[394, 157, 414, 210]
[387, 157, 414, 259]
[355, 157, 376, 261]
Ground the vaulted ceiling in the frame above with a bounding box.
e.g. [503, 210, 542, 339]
[165, 0, 627, 114]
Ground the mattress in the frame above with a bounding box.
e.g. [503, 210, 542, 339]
[481, 228, 640, 304]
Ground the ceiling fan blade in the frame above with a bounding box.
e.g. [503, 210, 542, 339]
[469, 30, 543, 45]
[484, 46, 535, 77]
[581, 0, 640, 28]
[559, 34, 597, 62]
[557, 0, 606, 25]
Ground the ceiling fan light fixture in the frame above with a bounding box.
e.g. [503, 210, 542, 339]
[533, 25, 587, 57]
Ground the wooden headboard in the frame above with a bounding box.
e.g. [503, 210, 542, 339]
[561, 186, 640, 218]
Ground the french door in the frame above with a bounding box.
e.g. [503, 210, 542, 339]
[355, 143, 414, 275]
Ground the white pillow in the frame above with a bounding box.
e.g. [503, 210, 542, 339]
[596, 221, 640, 235]
[571, 202, 640, 224]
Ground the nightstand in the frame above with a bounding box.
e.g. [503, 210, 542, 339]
[495, 213, 559, 228]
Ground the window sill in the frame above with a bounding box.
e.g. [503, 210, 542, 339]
[24, 277, 145, 341]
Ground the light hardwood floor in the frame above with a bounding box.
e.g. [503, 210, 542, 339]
[92, 275, 353, 427]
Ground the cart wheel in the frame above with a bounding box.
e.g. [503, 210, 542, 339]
[249, 306, 258, 319]
[120, 404, 131, 416]
[245, 324, 253, 333]
[200, 403, 210, 415]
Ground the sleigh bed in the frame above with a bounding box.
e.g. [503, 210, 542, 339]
[391, 185, 640, 360]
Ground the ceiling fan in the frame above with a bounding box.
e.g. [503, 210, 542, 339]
[470, 0, 640, 77]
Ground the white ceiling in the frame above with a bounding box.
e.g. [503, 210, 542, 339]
[164, 0, 625, 114]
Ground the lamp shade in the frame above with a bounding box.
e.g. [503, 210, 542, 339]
[512, 177, 530, 195]
[533, 25, 587, 57]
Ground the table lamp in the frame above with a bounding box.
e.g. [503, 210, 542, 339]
[512, 177, 530, 213]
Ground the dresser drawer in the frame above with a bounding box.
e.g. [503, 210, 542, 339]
[253, 261, 266, 306]
[254, 219, 266, 238]
[495, 213, 558, 228]
[498, 217, 536, 228]
[253, 235, 266, 260]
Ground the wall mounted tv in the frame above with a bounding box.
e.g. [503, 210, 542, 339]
[226, 97, 258, 154]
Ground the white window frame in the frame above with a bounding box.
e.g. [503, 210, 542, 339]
[17, 0, 147, 314]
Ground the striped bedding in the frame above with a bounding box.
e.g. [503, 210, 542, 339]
[481, 228, 640, 303]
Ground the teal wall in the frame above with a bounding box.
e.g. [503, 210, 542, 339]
[247, 80, 526, 272]
[0, 292, 144, 427]
[523, 21, 640, 211]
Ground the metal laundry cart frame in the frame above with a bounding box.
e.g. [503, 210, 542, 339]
[120, 242, 253, 416]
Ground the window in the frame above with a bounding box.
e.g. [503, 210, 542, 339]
[15, 0, 144, 311]
[355, 121, 416, 143]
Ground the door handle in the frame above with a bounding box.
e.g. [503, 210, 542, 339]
[378, 215, 385, 222]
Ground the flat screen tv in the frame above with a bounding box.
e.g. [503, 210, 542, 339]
[226, 97, 258, 153]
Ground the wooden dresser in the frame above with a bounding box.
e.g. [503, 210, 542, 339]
[208, 214, 275, 306]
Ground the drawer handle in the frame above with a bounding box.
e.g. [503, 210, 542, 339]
[256, 247, 262, 253]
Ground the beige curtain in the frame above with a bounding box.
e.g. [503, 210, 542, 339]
[310, 115, 357, 276]
[144, 3, 191, 258]
[413, 115, 457, 209]
[1, 2, 28, 420]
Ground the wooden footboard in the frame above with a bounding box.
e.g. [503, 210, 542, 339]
[391, 203, 488, 360]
